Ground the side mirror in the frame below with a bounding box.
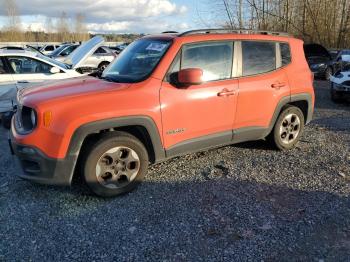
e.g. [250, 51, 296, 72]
[178, 68, 203, 86]
[50, 67, 60, 74]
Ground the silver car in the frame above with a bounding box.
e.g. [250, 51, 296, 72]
[56, 45, 116, 71]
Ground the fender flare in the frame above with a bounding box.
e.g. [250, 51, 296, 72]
[266, 93, 313, 135]
[64, 116, 166, 184]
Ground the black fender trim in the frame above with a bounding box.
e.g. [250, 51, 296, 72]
[64, 116, 165, 185]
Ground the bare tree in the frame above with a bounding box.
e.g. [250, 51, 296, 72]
[3, 0, 22, 41]
[56, 11, 70, 42]
[73, 13, 89, 41]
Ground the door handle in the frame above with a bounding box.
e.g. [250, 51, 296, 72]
[271, 82, 286, 89]
[218, 88, 236, 97]
[17, 80, 29, 84]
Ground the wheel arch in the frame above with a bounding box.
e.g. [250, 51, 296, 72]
[65, 116, 166, 185]
[267, 93, 313, 135]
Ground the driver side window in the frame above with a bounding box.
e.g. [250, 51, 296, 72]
[166, 41, 234, 83]
[7, 56, 53, 74]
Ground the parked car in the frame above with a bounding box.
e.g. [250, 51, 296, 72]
[48, 44, 79, 60]
[112, 43, 130, 54]
[0, 36, 104, 117]
[304, 43, 333, 80]
[329, 49, 350, 75]
[329, 66, 350, 102]
[39, 44, 60, 55]
[9, 29, 314, 197]
[60, 46, 116, 71]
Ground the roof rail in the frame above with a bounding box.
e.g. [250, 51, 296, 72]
[179, 28, 289, 37]
[162, 31, 179, 34]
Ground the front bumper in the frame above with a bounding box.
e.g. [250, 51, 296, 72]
[9, 130, 74, 186]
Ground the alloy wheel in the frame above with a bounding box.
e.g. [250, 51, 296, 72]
[279, 113, 301, 145]
[95, 146, 140, 189]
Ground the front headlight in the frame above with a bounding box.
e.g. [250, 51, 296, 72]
[15, 106, 37, 134]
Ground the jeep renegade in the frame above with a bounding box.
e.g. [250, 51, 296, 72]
[9, 29, 315, 197]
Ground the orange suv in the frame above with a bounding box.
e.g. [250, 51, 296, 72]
[9, 29, 314, 197]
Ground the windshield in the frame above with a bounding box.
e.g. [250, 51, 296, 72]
[35, 53, 69, 69]
[102, 39, 171, 83]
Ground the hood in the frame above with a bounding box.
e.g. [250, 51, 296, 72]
[304, 43, 331, 61]
[63, 36, 104, 69]
[19, 76, 130, 105]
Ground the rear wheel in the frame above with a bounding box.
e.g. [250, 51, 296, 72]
[82, 132, 149, 197]
[269, 106, 305, 150]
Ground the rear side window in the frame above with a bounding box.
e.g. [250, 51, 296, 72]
[94, 47, 107, 54]
[181, 42, 234, 81]
[280, 43, 291, 66]
[242, 41, 276, 76]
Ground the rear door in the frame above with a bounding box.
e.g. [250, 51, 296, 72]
[0, 57, 16, 112]
[234, 41, 291, 132]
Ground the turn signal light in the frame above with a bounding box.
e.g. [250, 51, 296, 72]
[43, 111, 52, 127]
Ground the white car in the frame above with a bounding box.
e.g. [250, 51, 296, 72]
[0, 36, 104, 114]
[329, 70, 350, 103]
[39, 44, 61, 55]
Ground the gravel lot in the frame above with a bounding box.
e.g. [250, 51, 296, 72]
[1, 80, 350, 261]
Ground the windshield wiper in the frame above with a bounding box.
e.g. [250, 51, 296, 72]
[100, 75, 120, 83]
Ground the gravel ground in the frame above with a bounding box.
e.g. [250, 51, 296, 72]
[1, 80, 350, 261]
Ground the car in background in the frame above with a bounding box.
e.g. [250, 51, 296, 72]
[112, 43, 130, 54]
[39, 44, 60, 55]
[329, 65, 350, 103]
[0, 36, 104, 120]
[329, 49, 350, 75]
[48, 44, 79, 60]
[60, 45, 116, 71]
[304, 43, 333, 80]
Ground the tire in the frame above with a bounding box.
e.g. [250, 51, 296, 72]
[269, 106, 305, 150]
[331, 88, 343, 103]
[325, 67, 333, 81]
[1, 111, 14, 129]
[81, 131, 149, 197]
[98, 62, 110, 72]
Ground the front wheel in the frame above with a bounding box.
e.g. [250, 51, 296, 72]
[269, 106, 305, 150]
[82, 132, 149, 197]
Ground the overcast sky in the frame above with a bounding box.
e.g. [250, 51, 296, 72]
[0, 0, 211, 34]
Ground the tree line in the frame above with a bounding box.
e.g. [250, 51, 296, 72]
[0, 0, 139, 43]
[204, 0, 350, 48]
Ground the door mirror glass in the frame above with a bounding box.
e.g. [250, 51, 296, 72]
[50, 67, 60, 74]
[178, 68, 203, 86]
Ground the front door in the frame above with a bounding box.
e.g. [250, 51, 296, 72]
[160, 41, 238, 156]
